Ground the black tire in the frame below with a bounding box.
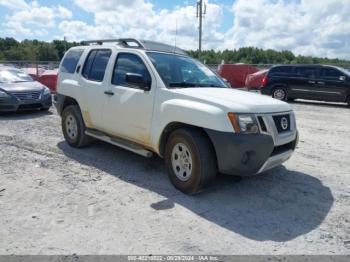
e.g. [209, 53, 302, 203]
[272, 87, 288, 101]
[40, 107, 50, 112]
[164, 128, 216, 194]
[61, 105, 92, 148]
[347, 96, 350, 108]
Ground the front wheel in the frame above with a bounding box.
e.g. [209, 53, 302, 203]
[61, 105, 92, 148]
[272, 87, 288, 101]
[164, 128, 216, 194]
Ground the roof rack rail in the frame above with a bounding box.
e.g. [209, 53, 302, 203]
[81, 38, 187, 55]
[82, 38, 145, 49]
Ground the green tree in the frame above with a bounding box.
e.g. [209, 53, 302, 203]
[0, 37, 349, 68]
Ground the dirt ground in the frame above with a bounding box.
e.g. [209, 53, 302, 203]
[0, 99, 349, 255]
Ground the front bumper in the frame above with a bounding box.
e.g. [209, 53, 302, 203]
[205, 129, 298, 176]
[0, 95, 52, 112]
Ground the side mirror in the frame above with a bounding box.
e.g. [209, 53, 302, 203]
[339, 75, 346, 81]
[125, 73, 151, 91]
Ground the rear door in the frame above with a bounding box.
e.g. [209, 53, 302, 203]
[318, 67, 348, 102]
[292, 66, 319, 99]
[78, 48, 112, 129]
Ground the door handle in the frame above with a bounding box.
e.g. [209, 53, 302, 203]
[308, 80, 316, 84]
[317, 81, 325, 85]
[104, 91, 114, 96]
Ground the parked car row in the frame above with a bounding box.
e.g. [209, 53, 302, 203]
[2, 41, 348, 194]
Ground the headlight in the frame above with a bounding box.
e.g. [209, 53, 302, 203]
[227, 113, 259, 134]
[43, 88, 51, 96]
[0, 90, 10, 99]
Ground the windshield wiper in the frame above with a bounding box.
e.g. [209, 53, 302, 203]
[198, 84, 225, 88]
[168, 82, 197, 88]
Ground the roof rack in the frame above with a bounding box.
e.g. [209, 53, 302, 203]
[82, 38, 145, 48]
[82, 38, 187, 55]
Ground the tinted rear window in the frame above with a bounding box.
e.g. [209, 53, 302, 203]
[270, 66, 293, 75]
[82, 49, 112, 82]
[295, 67, 318, 78]
[61, 49, 83, 74]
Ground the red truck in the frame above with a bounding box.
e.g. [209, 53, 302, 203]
[23, 68, 58, 92]
[217, 64, 259, 88]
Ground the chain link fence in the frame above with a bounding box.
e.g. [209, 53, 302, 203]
[0, 60, 59, 73]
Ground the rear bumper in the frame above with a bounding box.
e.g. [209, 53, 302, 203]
[261, 87, 273, 95]
[0, 95, 52, 112]
[205, 129, 298, 176]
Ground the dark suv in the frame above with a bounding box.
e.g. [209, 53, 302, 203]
[258, 64, 350, 106]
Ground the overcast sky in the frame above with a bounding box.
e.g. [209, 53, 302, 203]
[0, 0, 349, 60]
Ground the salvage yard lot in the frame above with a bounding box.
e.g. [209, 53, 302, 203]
[0, 100, 349, 254]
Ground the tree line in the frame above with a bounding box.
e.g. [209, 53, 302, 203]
[0, 37, 79, 62]
[1, 37, 349, 68]
[188, 49, 350, 68]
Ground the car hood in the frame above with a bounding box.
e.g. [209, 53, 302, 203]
[171, 88, 292, 113]
[0, 81, 45, 92]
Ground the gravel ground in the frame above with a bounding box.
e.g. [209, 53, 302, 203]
[0, 100, 349, 255]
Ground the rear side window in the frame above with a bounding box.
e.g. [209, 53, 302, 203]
[112, 53, 151, 87]
[270, 66, 293, 75]
[61, 49, 83, 74]
[295, 67, 318, 78]
[82, 49, 112, 82]
[321, 68, 342, 80]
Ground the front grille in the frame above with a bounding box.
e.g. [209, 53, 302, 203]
[18, 103, 42, 110]
[257, 116, 267, 132]
[10, 91, 41, 101]
[273, 114, 291, 133]
[0, 105, 16, 110]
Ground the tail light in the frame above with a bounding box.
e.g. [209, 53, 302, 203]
[54, 73, 59, 92]
[261, 75, 268, 87]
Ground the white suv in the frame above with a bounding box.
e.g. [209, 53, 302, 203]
[54, 38, 298, 194]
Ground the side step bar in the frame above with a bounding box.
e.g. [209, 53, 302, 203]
[85, 129, 153, 158]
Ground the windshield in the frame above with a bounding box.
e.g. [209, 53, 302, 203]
[336, 66, 350, 76]
[147, 52, 227, 88]
[0, 69, 33, 83]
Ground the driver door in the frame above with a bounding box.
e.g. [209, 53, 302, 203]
[102, 52, 156, 146]
[318, 67, 348, 102]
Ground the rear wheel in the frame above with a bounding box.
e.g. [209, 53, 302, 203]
[62, 105, 92, 148]
[272, 87, 287, 101]
[164, 128, 216, 194]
